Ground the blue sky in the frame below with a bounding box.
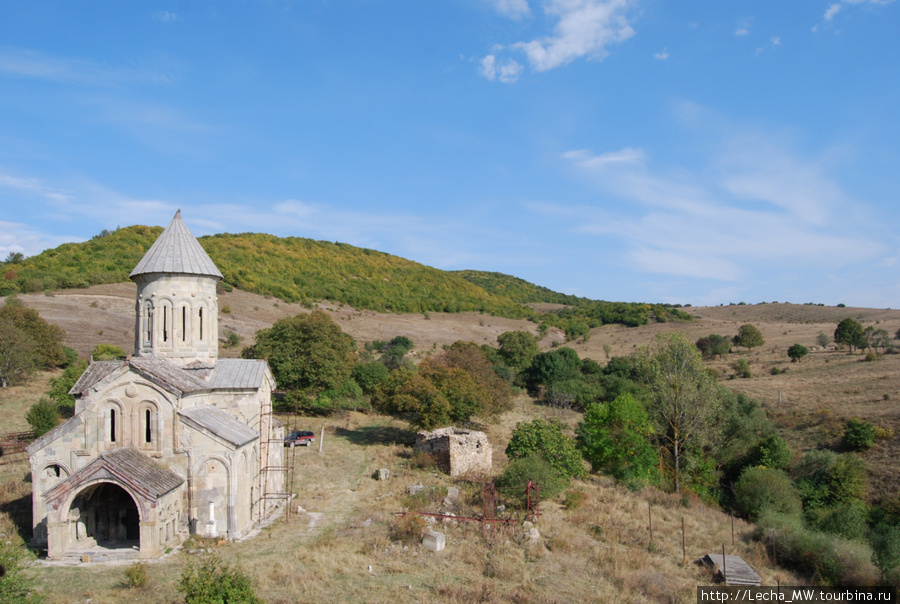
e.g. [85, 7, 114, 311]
[1, 1, 898, 308]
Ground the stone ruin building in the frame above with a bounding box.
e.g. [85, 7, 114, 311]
[415, 427, 492, 477]
[26, 210, 286, 560]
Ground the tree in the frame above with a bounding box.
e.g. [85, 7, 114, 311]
[46, 359, 88, 415]
[371, 366, 450, 429]
[497, 330, 539, 370]
[524, 347, 582, 392]
[0, 321, 37, 387]
[834, 318, 864, 354]
[91, 343, 126, 361]
[418, 357, 490, 424]
[437, 341, 512, 417]
[636, 332, 723, 493]
[352, 361, 390, 395]
[787, 344, 808, 363]
[2, 251, 24, 264]
[733, 467, 802, 520]
[816, 332, 831, 348]
[695, 334, 730, 359]
[242, 310, 357, 396]
[506, 419, 585, 480]
[380, 335, 414, 369]
[26, 396, 60, 436]
[576, 393, 658, 484]
[732, 324, 764, 352]
[0, 303, 66, 368]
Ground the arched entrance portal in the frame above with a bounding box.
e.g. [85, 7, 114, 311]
[69, 483, 140, 548]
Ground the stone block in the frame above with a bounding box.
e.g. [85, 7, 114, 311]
[422, 530, 446, 552]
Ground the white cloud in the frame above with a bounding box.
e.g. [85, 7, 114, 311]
[550, 115, 885, 283]
[654, 48, 669, 60]
[489, 0, 531, 20]
[479, 54, 523, 83]
[480, 0, 636, 80]
[734, 27, 749, 36]
[0, 48, 172, 87]
[814, 0, 894, 31]
[0, 221, 81, 260]
[154, 11, 180, 22]
[824, 3, 843, 20]
[771, 36, 781, 45]
[0, 171, 73, 204]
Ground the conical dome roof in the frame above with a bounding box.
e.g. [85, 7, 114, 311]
[129, 210, 223, 280]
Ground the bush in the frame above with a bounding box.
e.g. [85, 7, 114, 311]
[731, 358, 752, 379]
[123, 562, 149, 589]
[178, 555, 262, 604]
[91, 343, 126, 361]
[0, 539, 42, 603]
[26, 397, 60, 437]
[870, 524, 900, 580]
[843, 418, 876, 451]
[576, 394, 658, 484]
[352, 361, 390, 395]
[756, 511, 879, 586]
[733, 467, 802, 520]
[744, 434, 792, 470]
[496, 454, 568, 505]
[506, 419, 585, 480]
[806, 502, 869, 542]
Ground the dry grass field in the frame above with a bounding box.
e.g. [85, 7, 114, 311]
[2, 289, 897, 601]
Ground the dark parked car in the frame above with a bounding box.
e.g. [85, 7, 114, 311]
[284, 430, 315, 447]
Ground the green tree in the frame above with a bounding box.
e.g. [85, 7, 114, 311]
[576, 393, 658, 484]
[26, 397, 60, 436]
[732, 324, 765, 351]
[525, 347, 582, 392]
[496, 454, 568, 504]
[0, 321, 38, 387]
[745, 433, 791, 470]
[695, 334, 731, 359]
[380, 335, 414, 369]
[242, 310, 357, 396]
[371, 366, 451, 429]
[733, 467, 802, 520]
[834, 318, 864, 354]
[438, 341, 512, 417]
[418, 357, 489, 424]
[0, 303, 66, 368]
[352, 361, 390, 395]
[816, 332, 831, 348]
[506, 419, 586, 480]
[787, 344, 809, 363]
[636, 332, 723, 493]
[497, 330, 539, 370]
[46, 360, 88, 415]
[91, 343, 126, 361]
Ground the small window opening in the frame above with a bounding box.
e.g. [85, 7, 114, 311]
[163, 307, 168, 342]
[182, 306, 187, 342]
[144, 408, 152, 443]
[198, 308, 204, 340]
[51, 465, 61, 478]
[110, 409, 117, 442]
[145, 306, 152, 344]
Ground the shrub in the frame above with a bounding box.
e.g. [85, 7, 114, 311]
[91, 343, 126, 361]
[787, 344, 808, 363]
[123, 562, 149, 589]
[731, 358, 752, 379]
[26, 397, 60, 437]
[496, 454, 568, 505]
[0, 539, 42, 603]
[843, 418, 876, 451]
[506, 419, 585, 480]
[178, 555, 262, 604]
[756, 511, 879, 586]
[576, 394, 658, 484]
[733, 467, 802, 520]
[562, 489, 586, 510]
[870, 524, 900, 580]
[390, 514, 426, 544]
[745, 434, 791, 470]
[806, 502, 868, 542]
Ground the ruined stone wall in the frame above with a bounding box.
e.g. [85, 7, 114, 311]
[415, 427, 492, 477]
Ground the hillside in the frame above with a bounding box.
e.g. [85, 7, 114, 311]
[1, 226, 692, 330]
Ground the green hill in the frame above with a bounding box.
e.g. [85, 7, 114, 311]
[0, 227, 529, 316]
[452, 270, 586, 306]
[0, 225, 690, 328]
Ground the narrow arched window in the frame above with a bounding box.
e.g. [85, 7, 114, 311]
[198, 308, 204, 340]
[145, 408, 152, 443]
[182, 306, 187, 342]
[110, 408, 117, 442]
[163, 306, 169, 342]
[144, 304, 152, 346]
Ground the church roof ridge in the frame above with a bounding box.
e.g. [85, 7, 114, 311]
[129, 209, 223, 280]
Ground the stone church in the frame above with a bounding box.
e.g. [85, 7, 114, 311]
[26, 210, 286, 560]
